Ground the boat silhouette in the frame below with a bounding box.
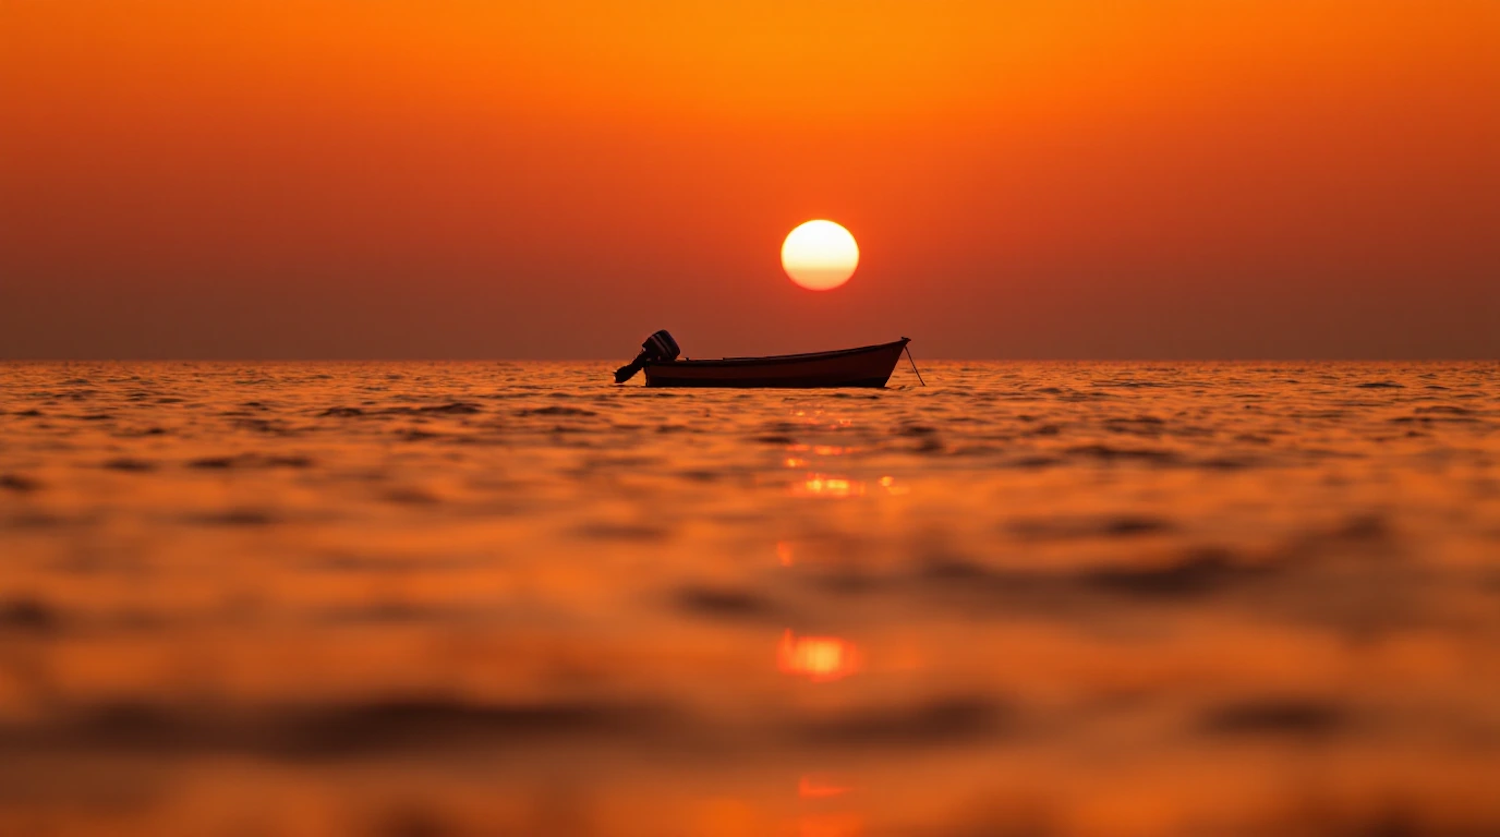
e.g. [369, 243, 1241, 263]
[615, 331, 913, 388]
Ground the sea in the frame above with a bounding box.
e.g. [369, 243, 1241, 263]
[1, 360, 1497, 837]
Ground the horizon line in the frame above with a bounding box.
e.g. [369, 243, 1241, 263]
[2, 357, 1495, 364]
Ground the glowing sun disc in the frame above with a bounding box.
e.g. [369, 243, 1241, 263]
[782, 220, 859, 291]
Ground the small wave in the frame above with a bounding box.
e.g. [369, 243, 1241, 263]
[515, 406, 597, 417]
[102, 458, 156, 472]
[1080, 550, 1266, 598]
[791, 697, 1008, 748]
[0, 474, 43, 492]
[0, 597, 58, 633]
[571, 522, 671, 541]
[1198, 697, 1348, 738]
[187, 454, 313, 469]
[416, 402, 483, 415]
[183, 509, 278, 526]
[1064, 444, 1179, 463]
[673, 586, 777, 620]
[1009, 515, 1175, 540]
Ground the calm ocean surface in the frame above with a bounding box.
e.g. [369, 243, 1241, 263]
[1, 361, 1498, 836]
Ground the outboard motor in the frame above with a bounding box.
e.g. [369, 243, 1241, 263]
[614, 330, 680, 383]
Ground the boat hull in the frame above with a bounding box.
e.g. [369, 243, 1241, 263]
[642, 339, 909, 388]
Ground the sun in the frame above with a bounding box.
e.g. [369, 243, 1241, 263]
[781, 220, 859, 291]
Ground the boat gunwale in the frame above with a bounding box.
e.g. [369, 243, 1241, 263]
[644, 338, 908, 369]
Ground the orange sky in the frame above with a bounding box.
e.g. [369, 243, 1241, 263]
[2, 0, 1496, 358]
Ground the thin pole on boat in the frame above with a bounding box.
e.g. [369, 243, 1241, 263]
[902, 340, 926, 386]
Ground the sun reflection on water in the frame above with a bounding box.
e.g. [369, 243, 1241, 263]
[786, 443, 860, 456]
[795, 474, 866, 498]
[792, 474, 907, 498]
[778, 630, 861, 682]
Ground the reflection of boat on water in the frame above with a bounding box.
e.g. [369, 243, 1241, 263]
[614, 330, 913, 388]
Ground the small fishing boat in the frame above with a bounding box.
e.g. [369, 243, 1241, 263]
[614, 331, 917, 388]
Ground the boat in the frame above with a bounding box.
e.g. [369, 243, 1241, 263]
[614, 331, 914, 388]
[644, 338, 911, 388]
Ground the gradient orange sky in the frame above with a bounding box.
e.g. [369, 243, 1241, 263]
[2, 0, 1496, 359]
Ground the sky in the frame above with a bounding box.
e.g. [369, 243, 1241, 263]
[2, 0, 1497, 359]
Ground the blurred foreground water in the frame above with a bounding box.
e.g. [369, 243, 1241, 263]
[1, 361, 1498, 837]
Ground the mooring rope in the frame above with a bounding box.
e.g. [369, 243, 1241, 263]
[903, 342, 926, 386]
